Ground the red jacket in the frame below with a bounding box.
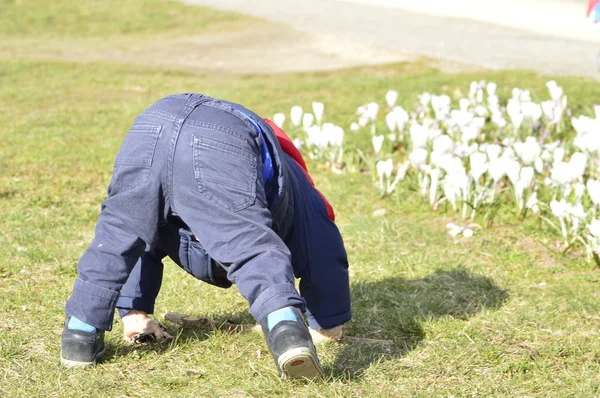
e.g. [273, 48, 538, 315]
[264, 119, 335, 222]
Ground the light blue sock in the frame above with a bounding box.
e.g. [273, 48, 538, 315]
[267, 307, 297, 331]
[68, 316, 96, 333]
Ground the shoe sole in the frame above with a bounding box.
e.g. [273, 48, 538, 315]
[60, 347, 106, 368]
[278, 347, 324, 380]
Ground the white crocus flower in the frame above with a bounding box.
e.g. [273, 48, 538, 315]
[419, 92, 432, 108]
[586, 219, 600, 258]
[463, 228, 474, 238]
[541, 149, 552, 162]
[505, 159, 521, 185]
[376, 159, 393, 179]
[550, 161, 571, 186]
[409, 148, 429, 169]
[469, 152, 488, 182]
[486, 144, 502, 162]
[546, 80, 564, 101]
[590, 219, 600, 238]
[567, 203, 586, 233]
[521, 102, 542, 122]
[323, 123, 344, 147]
[568, 152, 588, 181]
[553, 147, 565, 166]
[450, 109, 473, 128]
[514, 136, 541, 165]
[551, 199, 569, 218]
[486, 82, 497, 96]
[431, 95, 451, 120]
[385, 112, 398, 133]
[302, 113, 314, 131]
[396, 161, 410, 180]
[366, 102, 380, 122]
[587, 179, 600, 207]
[386, 90, 398, 108]
[409, 122, 429, 148]
[391, 106, 409, 132]
[442, 166, 468, 212]
[520, 167, 535, 188]
[475, 105, 487, 117]
[292, 138, 304, 149]
[534, 157, 544, 174]
[290, 106, 303, 127]
[469, 81, 478, 98]
[387, 161, 411, 194]
[312, 102, 324, 125]
[572, 116, 600, 153]
[574, 183, 586, 202]
[350, 122, 359, 132]
[507, 98, 523, 129]
[306, 125, 327, 149]
[520, 90, 532, 102]
[488, 157, 507, 184]
[512, 167, 534, 211]
[372, 135, 384, 155]
[476, 88, 484, 104]
[273, 113, 285, 128]
[432, 135, 453, 155]
[491, 113, 508, 128]
[525, 192, 539, 213]
[459, 98, 470, 112]
[376, 159, 394, 192]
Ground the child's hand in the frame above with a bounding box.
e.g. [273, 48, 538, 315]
[309, 325, 343, 343]
[122, 310, 172, 343]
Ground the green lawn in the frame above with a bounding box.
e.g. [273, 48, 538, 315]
[2, 1, 600, 396]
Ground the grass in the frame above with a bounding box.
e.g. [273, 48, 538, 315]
[2, 0, 600, 396]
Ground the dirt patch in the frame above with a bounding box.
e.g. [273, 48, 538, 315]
[2, 21, 479, 74]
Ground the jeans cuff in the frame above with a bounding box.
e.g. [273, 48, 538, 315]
[306, 310, 352, 330]
[249, 283, 305, 323]
[116, 296, 156, 318]
[65, 278, 120, 331]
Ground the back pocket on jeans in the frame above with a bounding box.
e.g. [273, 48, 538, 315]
[112, 124, 162, 191]
[192, 134, 257, 212]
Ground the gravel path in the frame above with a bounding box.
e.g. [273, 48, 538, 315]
[183, 0, 600, 77]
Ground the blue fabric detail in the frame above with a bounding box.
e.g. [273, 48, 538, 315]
[267, 307, 297, 331]
[236, 111, 276, 206]
[68, 316, 96, 333]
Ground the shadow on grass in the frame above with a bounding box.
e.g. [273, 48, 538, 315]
[103, 267, 508, 378]
[330, 267, 509, 380]
[103, 311, 255, 361]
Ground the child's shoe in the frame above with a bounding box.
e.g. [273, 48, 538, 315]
[60, 315, 105, 368]
[260, 307, 324, 380]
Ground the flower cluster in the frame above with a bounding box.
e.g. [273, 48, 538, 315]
[274, 81, 600, 263]
[273, 102, 345, 173]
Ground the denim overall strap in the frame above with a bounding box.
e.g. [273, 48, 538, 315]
[166, 94, 213, 215]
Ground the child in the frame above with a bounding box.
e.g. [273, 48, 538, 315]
[61, 93, 351, 380]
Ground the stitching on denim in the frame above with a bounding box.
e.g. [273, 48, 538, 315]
[186, 119, 252, 145]
[115, 125, 161, 167]
[75, 278, 119, 300]
[196, 134, 254, 160]
[142, 108, 178, 122]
